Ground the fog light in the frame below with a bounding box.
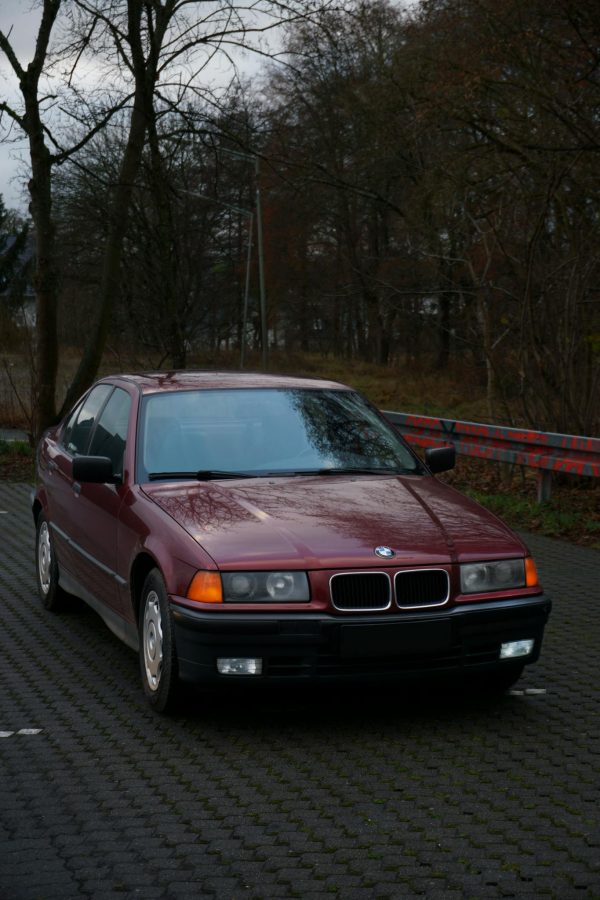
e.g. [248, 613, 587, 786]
[216, 658, 263, 675]
[500, 639, 534, 659]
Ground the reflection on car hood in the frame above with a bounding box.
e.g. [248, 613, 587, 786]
[142, 474, 527, 569]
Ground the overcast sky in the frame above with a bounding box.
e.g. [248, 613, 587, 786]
[0, 1, 39, 210]
[0, 0, 271, 214]
[1, 0, 413, 217]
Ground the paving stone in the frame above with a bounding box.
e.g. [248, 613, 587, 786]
[0, 484, 599, 899]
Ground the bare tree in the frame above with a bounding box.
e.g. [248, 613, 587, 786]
[1, 0, 337, 437]
[265, 1, 416, 363]
[1, 1, 75, 435]
[409, 0, 600, 431]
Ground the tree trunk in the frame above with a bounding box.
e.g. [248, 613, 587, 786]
[60, 90, 148, 414]
[436, 294, 451, 370]
[147, 113, 186, 369]
[26, 100, 59, 438]
[476, 290, 496, 419]
[60, 0, 173, 413]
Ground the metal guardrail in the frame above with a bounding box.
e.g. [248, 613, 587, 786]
[384, 411, 600, 502]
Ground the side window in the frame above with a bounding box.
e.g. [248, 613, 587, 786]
[88, 388, 132, 476]
[61, 384, 112, 456]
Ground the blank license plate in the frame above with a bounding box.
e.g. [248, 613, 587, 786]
[339, 620, 452, 658]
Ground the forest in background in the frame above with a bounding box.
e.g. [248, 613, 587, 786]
[0, 0, 599, 439]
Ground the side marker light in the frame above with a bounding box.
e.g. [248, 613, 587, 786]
[187, 571, 223, 604]
[525, 557, 539, 587]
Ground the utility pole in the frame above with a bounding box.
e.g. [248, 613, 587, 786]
[240, 211, 253, 370]
[254, 156, 268, 370]
[219, 148, 268, 370]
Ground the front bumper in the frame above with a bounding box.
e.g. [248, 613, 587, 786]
[170, 593, 551, 685]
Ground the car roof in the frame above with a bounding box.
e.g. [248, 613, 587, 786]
[107, 371, 351, 395]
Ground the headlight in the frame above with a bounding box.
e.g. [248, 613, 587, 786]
[221, 571, 310, 603]
[460, 559, 525, 594]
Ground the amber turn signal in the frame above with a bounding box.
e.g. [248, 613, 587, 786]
[525, 557, 539, 588]
[187, 571, 223, 603]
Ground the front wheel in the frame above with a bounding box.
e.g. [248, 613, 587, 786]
[35, 512, 67, 611]
[139, 569, 179, 713]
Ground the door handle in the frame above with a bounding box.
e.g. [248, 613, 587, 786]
[73, 482, 81, 497]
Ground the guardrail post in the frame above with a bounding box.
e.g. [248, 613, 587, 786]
[536, 471, 553, 503]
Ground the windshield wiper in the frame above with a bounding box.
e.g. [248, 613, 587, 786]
[148, 466, 416, 482]
[315, 466, 412, 476]
[148, 470, 255, 481]
[196, 470, 256, 480]
[263, 467, 414, 477]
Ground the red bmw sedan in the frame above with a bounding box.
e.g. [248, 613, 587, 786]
[33, 372, 551, 712]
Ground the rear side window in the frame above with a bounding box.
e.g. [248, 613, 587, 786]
[61, 384, 112, 456]
[89, 388, 132, 476]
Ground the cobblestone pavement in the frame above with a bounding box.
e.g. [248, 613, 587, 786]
[1, 482, 599, 900]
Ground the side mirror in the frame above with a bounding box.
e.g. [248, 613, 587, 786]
[425, 445, 456, 474]
[72, 455, 120, 484]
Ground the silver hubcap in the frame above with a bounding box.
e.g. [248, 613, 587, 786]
[143, 591, 163, 692]
[38, 522, 52, 595]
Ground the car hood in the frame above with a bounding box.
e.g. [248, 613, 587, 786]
[142, 474, 527, 570]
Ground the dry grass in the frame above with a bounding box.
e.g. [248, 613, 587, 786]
[0, 359, 32, 430]
[1, 348, 598, 549]
[0, 348, 494, 432]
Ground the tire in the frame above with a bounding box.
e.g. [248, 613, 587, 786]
[35, 512, 67, 612]
[139, 569, 179, 713]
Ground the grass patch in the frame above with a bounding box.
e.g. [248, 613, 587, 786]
[469, 492, 600, 539]
[442, 457, 600, 549]
[0, 439, 31, 456]
[0, 439, 35, 482]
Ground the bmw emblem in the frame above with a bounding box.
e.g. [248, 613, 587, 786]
[375, 546, 395, 559]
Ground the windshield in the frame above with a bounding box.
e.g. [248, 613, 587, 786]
[138, 388, 420, 481]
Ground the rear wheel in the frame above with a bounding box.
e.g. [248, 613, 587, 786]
[139, 569, 179, 713]
[35, 512, 67, 611]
